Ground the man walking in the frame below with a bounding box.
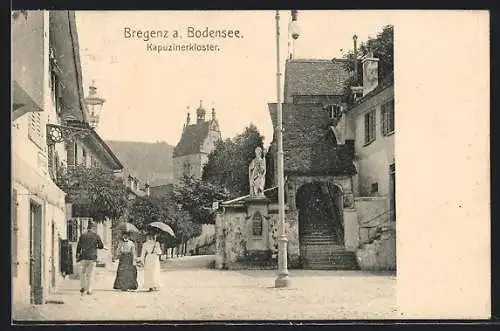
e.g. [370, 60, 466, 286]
[76, 221, 104, 295]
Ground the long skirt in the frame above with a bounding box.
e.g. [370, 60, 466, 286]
[113, 252, 138, 290]
[143, 253, 161, 289]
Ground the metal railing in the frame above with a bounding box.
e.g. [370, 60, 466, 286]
[358, 209, 395, 246]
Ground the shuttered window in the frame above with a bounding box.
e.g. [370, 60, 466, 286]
[28, 112, 43, 148]
[67, 219, 78, 242]
[381, 99, 395, 136]
[12, 189, 19, 277]
[364, 109, 376, 145]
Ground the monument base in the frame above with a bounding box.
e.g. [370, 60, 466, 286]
[275, 274, 291, 288]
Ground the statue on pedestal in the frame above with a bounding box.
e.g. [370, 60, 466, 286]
[249, 146, 266, 197]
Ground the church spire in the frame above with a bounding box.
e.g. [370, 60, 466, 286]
[211, 101, 216, 120]
[196, 99, 206, 123]
[184, 106, 191, 131]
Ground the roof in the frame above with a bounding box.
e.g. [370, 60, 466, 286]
[268, 103, 356, 176]
[85, 129, 124, 171]
[66, 120, 123, 170]
[284, 59, 352, 100]
[173, 121, 212, 157]
[49, 11, 88, 123]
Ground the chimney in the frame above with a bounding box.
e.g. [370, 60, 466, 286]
[362, 50, 379, 95]
[145, 182, 150, 196]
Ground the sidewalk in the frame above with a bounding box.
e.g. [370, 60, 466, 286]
[13, 257, 398, 321]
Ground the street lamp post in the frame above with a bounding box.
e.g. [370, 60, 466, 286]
[275, 10, 299, 288]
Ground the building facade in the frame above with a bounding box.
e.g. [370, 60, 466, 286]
[216, 54, 395, 271]
[65, 119, 124, 270]
[172, 101, 222, 182]
[344, 57, 395, 270]
[12, 10, 84, 307]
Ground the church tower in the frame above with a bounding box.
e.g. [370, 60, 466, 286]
[196, 100, 206, 123]
[172, 99, 222, 182]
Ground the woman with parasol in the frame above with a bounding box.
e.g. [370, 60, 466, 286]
[140, 231, 162, 291]
[140, 220, 176, 291]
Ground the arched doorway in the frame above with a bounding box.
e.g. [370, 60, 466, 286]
[296, 182, 344, 268]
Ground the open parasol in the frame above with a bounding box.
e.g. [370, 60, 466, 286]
[115, 222, 140, 233]
[147, 222, 176, 237]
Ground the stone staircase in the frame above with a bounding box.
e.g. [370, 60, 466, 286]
[300, 222, 358, 270]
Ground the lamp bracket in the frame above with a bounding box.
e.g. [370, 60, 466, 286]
[46, 124, 92, 147]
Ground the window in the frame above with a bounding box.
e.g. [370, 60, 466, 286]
[371, 182, 378, 194]
[66, 142, 76, 166]
[381, 99, 395, 136]
[327, 104, 342, 121]
[67, 219, 78, 242]
[12, 189, 18, 277]
[364, 109, 376, 145]
[28, 112, 43, 148]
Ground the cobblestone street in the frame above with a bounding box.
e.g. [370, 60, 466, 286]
[13, 256, 397, 321]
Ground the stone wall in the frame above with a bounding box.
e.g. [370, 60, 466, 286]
[354, 196, 396, 271]
[356, 197, 390, 243]
[215, 200, 301, 270]
[356, 223, 396, 270]
[215, 188, 395, 271]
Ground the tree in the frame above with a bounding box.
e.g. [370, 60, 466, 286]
[173, 176, 230, 225]
[342, 25, 394, 105]
[127, 195, 167, 230]
[56, 164, 128, 223]
[202, 124, 265, 197]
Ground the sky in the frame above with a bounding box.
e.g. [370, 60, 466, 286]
[75, 10, 394, 147]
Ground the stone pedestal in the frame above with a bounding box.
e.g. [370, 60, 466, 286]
[245, 197, 271, 253]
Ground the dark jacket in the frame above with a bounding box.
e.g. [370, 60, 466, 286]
[76, 231, 104, 261]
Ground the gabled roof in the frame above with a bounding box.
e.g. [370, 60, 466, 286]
[173, 121, 213, 157]
[268, 103, 356, 176]
[49, 11, 88, 123]
[66, 120, 123, 171]
[284, 59, 351, 100]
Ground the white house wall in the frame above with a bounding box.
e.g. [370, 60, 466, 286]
[352, 86, 395, 197]
[11, 10, 68, 308]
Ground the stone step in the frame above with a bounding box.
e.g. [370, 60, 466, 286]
[304, 253, 357, 259]
[301, 244, 344, 251]
[303, 263, 358, 270]
[304, 255, 357, 263]
[300, 233, 335, 241]
[301, 239, 337, 244]
[301, 249, 359, 270]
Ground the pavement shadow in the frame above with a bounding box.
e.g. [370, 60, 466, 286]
[61, 288, 155, 293]
[235, 269, 396, 278]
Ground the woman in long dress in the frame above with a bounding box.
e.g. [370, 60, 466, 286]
[140, 233, 162, 291]
[113, 232, 138, 291]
